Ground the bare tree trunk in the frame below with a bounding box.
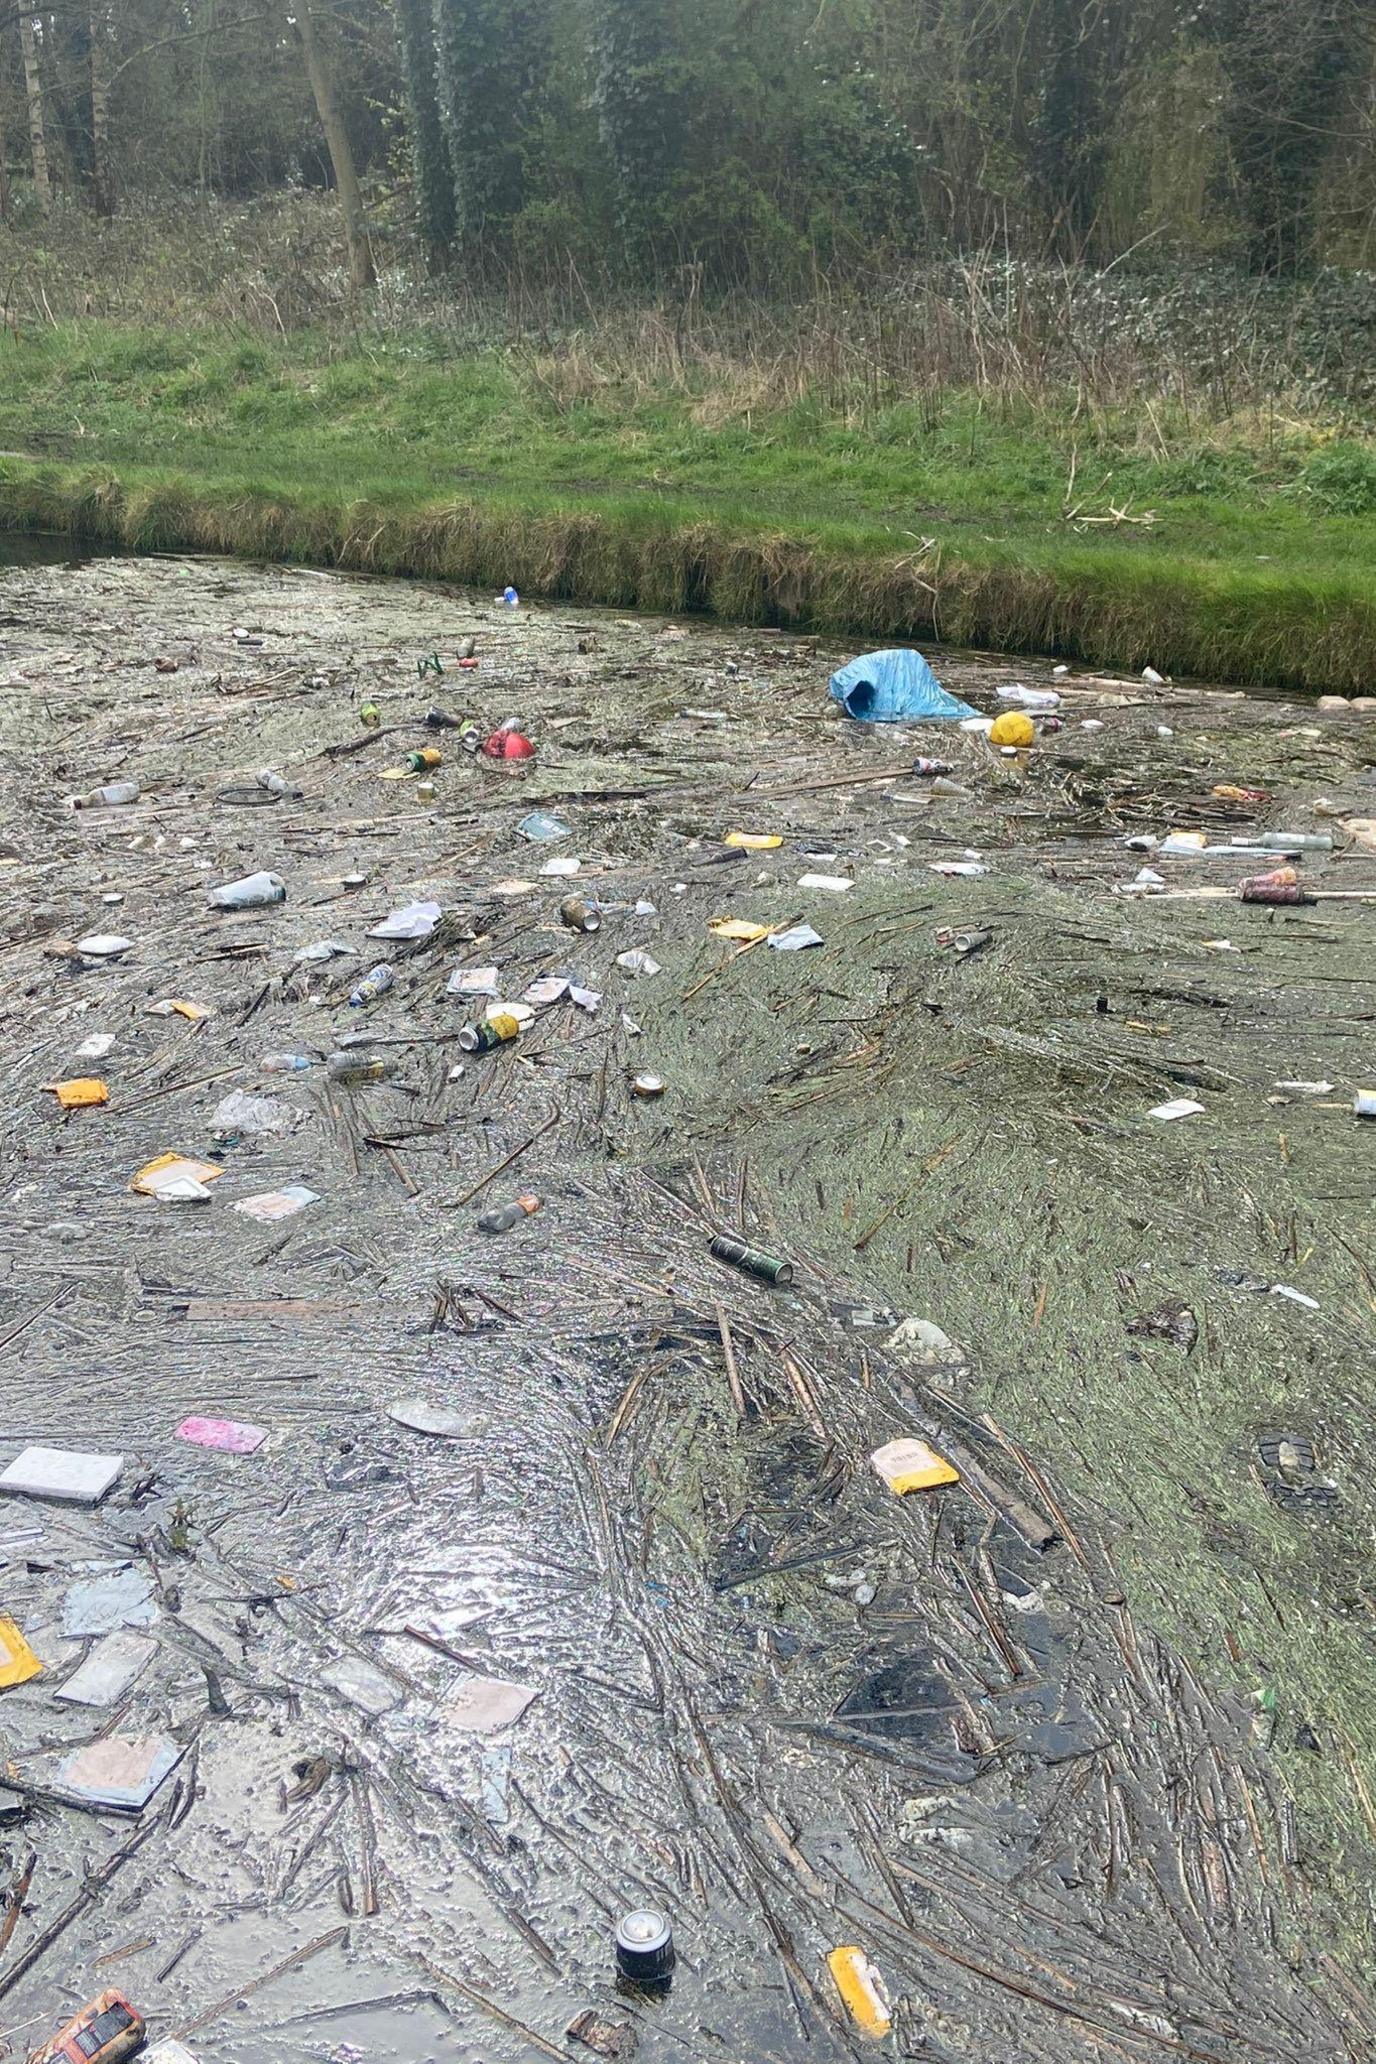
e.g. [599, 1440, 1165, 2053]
[89, 0, 112, 215]
[18, 12, 51, 216]
[0, 69, 12, 226]
[290, 0, 375, 289]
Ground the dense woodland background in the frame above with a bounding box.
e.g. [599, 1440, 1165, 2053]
[3, 1, 1376, 293]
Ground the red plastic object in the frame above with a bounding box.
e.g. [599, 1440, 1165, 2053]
[482, 730, 535, 760]
[1239, 880, 1315, 905]
[457, 657, 480, 669]
[33, 1990, 144, 2064]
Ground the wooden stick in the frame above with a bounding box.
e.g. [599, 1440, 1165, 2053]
[681, 914, 803, 1004]
[715, 1302, 747, 1421]
[172, 1926, 349, 2039]
[413, 1953, 567, 2063]
[109, 1066, 238, 1115]
[442, 1104, 560, 1207]
[0, 1824, 155, 2005]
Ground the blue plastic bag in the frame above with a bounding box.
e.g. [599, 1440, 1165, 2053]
[828, 648, 975, 723]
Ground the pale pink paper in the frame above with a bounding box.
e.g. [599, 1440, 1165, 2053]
[174, 1415, 267, 1454]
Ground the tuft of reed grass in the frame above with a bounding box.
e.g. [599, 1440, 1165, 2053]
[5, 458, 1376, 692]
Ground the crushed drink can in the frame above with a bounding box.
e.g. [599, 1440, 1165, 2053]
[349, 964, 394, 1007]
[458, 1011, 521, 1053]
[710, 1233, 793, 1286]
[560, 897, 600, 932]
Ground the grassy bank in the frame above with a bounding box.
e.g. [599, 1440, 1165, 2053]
[3, 320, 1376, 687]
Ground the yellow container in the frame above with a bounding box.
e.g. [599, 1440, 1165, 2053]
[827, 1947, 891, 2038]
[870, 1437, 960, 1494]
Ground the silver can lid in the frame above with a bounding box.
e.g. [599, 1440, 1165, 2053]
[615, 1909, 672, 1955]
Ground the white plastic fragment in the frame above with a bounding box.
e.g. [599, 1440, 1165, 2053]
[0, 1448, 123, 1504]
[368, 899, 441, 941]
[448, 966, 500, 998]
[997, 684, 1060, 710]
[1149, 1099, 1204, 1121]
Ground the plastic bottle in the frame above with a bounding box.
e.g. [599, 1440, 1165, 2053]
[257, 768, 300, 799]
[349, 964, 394, 1007]
[477, 1193, 541, 1233]
[207, 871, 286, 910]
[1260, 832, 1333, 853]
[71, 781, 140, 809]
[503, 586, 519, 609]
[261, 1053, 314, 1073]
[931, 775, 971, 798]
[326, 1051, 395, 1083]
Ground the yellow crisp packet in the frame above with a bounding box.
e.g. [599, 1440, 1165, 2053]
[0, 1617, 42, 1689]
[709, 918, 769, 943]
[827, 1947, 891, 2038]
[724, 832, 783, 851]
[147, 999, 210, 1022]
[131, 1152, 224, 1197]
[45, 1078, 108, 1110]
[870, 1437, 959, 1494]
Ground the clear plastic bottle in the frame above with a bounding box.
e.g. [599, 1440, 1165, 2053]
[71, 781, 140, 808]
[260, 1053, 314, 1073]
[502, 585, 520, 609]
[326, 1051, 395, 1083]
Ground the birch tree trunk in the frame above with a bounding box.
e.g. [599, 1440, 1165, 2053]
[89, 0, 113, 216]
[18, 13, 51, 216]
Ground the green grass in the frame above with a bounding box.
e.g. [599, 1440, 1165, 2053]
[2, 321, 1376, 688]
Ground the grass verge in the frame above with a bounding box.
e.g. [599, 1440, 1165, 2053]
[1, 322, 1375, 689]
